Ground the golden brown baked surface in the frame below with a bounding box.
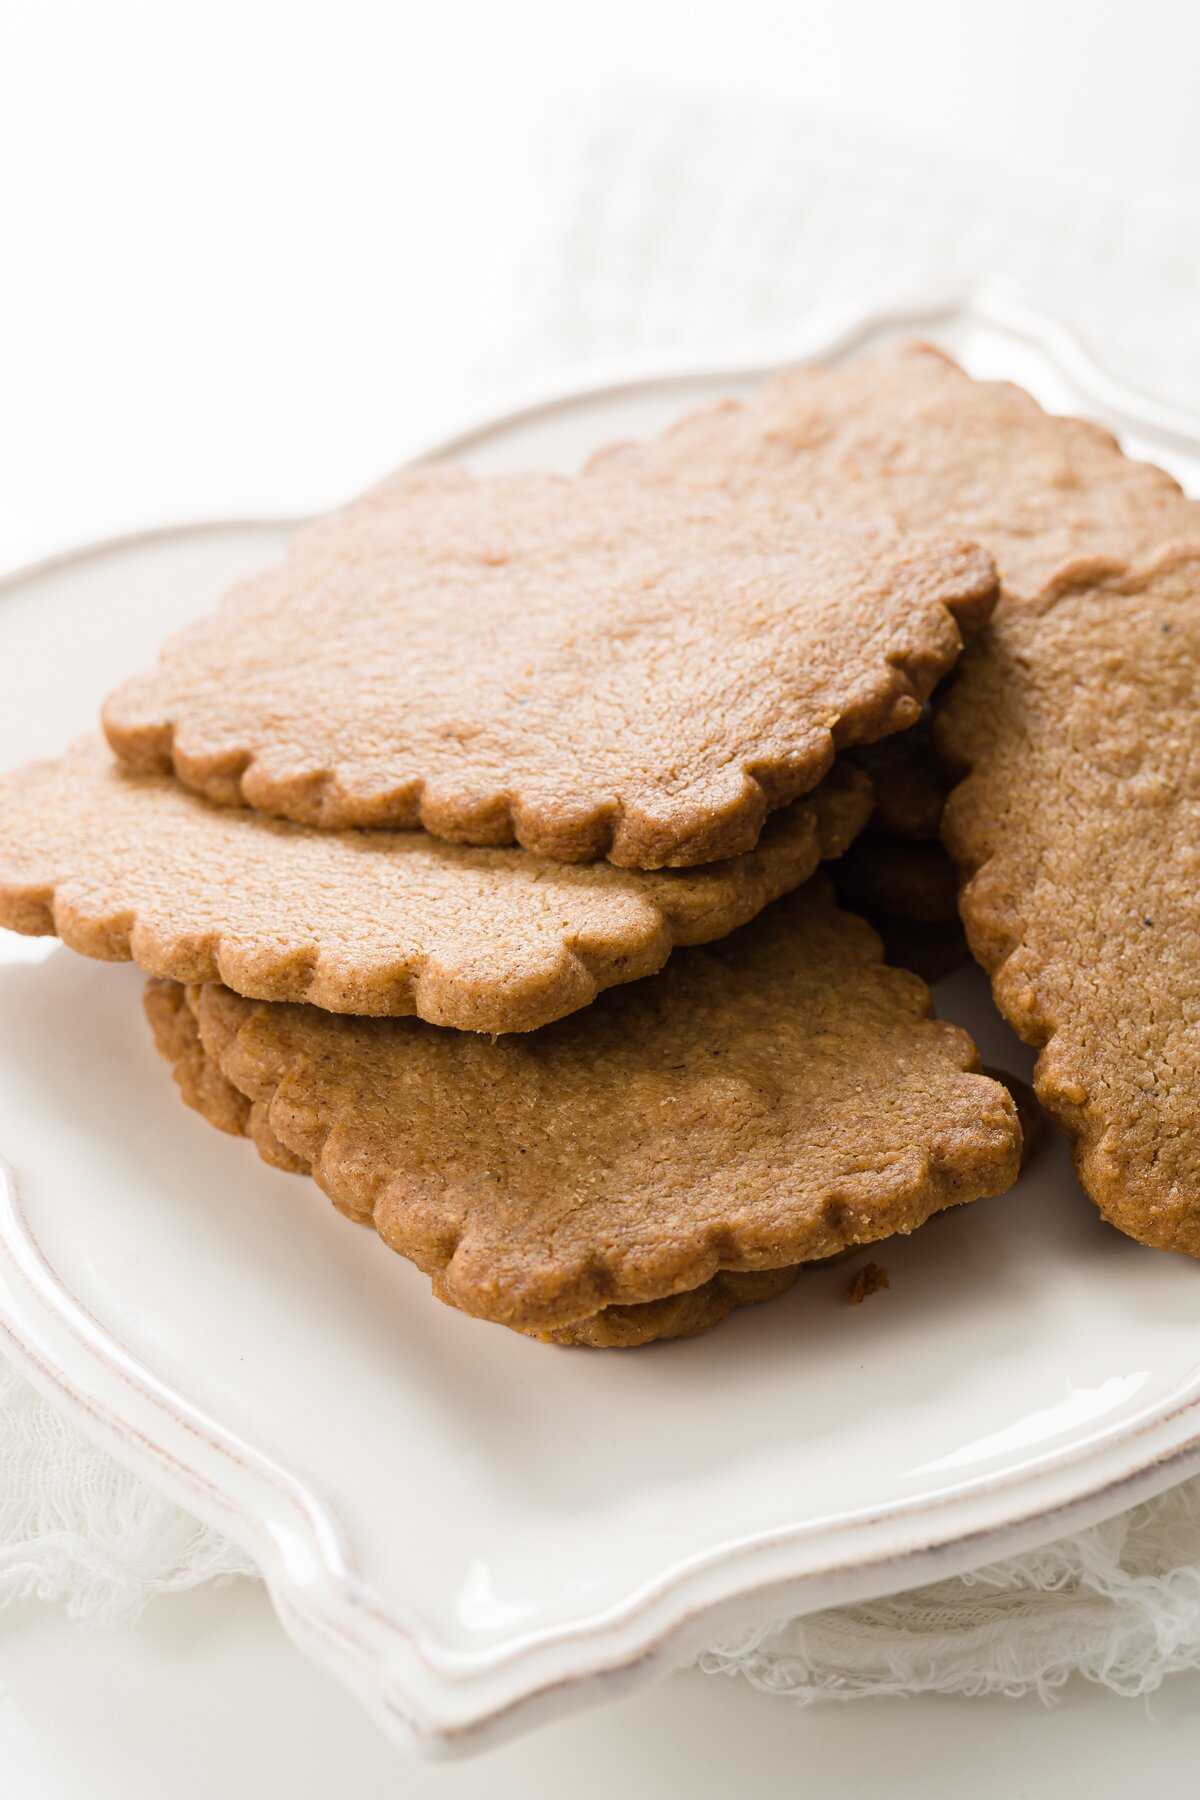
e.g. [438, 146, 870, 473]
[0, 737, 869, 1034]
[150, 982, 812, 1350]
[181, 876, 1020, 1333]
[523, 1268, 804, 1348]
[147, 968, 807, 1345]
[980, 1068, 1045, 1175]
[939, 545, 1200, 1254]
[144, 977, 307, 1174]
[101, 468, 995, 865]
[588, 342, 1200, 602]
[144, 973, 252, 1138]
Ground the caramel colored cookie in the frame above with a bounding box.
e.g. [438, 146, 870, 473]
[102, 468, 995, 865]
[0, 737, 869, 1034]
[849, 711, 947, 840]
[588, 342, 1200, 602]
[180, 877, 1019, 1334]
[835, 831, 960, 924]
[149, 982, 807, 1350]
[980, 1068, 1044, 1174]
[939, 545, 1200, 1254]
[145, 973, 252, 1140]
[528, 1269, 802, 1348]
[144, 977, 307, 1174]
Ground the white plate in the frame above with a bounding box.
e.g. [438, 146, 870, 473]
[2, 286, 1200, 1758]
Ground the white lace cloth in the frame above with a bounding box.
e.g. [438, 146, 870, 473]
[4, 96, 1200, 1704]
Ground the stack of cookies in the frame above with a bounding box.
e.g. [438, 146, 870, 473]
[2, 341, 1196, 1345]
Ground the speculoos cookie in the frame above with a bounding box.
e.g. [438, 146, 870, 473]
[0, 737, 869, 1034]
[174, 877, 1020, 1336]
[588, 342, 1199, 601]
[101, 468, 995, 865]
[940, 544, 1200, 1253]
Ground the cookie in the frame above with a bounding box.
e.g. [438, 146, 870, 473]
[588, 342, 1200, 602]
[144, 977, 307, 1174]
[939, 544, 1200, 1253]
[849, 710, 947, 840]
[147, 976, 795, 1345]
[0, 737, 869, 1034]
[834, 831, 960, 924]
[527, 1268, 803, 1348]
[101, 467, 996, 865]
[175, 876, 1020, 1334]
[150, 981, 809, 1349]
[981, 1068, 1044, 1174]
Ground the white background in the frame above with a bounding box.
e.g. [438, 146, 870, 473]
[3, 1, 1200, 1793]
[2, 0, 1199, 573]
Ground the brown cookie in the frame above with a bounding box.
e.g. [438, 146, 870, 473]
[101, 467, 995, 865]
[147, 976, 795, 1344]
[528, 1268, 804, 1348]
[939, 544, 1200, 1254]
[980, 1067, 1045, 1174]
[587, 342, 1200, 602]
[834, 831, 960, 924]
[177, 876, 1020, 1335]
[849, 710, 947, 840]
[0, 737, 869, 1035]
[144, 977, 307, 1174]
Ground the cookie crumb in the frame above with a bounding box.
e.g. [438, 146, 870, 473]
[846, 1262, 890, 1304]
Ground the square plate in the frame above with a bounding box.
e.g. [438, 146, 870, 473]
[2, 285, 1199, 1756]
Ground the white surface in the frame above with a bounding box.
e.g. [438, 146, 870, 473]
[2, 0, 1199, 574]
[4, 297, 1200, 1757]
[518, 92, 1200, 417]
[7, 1586, 1200, 1800]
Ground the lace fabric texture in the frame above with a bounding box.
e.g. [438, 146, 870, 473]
[6, 1353, 1200, 1703]
[0, 1364, 253, 1623]
[699, 1489, 1200, 1704]
[499, 93, 1200, 411]
[3, 96, 1200, 1702]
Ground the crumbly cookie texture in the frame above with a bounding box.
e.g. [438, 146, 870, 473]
[181, 876, 1020, 1334]
[939, 544, 1200, 1254]
[101, 467, 995, 865]
[588, 342, 1200, 602]
[0, 737, 869, 1034]
[980, 1069, 1045, 1174]
[150, 981, 808, 1350]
